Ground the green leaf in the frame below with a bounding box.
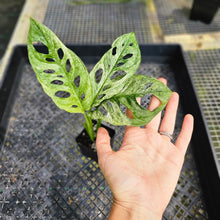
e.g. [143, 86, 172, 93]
[27, 19, 172, 133]
[89, 75, 172, 126]
[89, 32, 141, 107]
[27, 18, 93, 113]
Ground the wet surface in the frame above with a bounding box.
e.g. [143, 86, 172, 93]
[0, 0, 25, 58]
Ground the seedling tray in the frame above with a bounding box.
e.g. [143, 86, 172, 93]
[0, 45, 219, 219]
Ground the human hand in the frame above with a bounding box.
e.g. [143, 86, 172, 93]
[96, 78, 194, 219]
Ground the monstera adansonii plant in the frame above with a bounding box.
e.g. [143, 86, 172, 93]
[27, 18, 172, 142]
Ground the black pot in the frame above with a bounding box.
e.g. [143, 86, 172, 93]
[190, 0, 220, 24]
[76, 122, 115, 162]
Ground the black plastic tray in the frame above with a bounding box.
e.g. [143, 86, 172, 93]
[0, 45, 219, 219]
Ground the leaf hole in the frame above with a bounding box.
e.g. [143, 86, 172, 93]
[95, 68, 103, 84]
[103, 85, 111, 91]
[117, 62, 124, 67]
[81, 93, 85, 100]
[55, 91, 71, 98]
[111, 70, 126, 81]
[122, 43, 125, 46]
[51, 80, 63, 85]
[46, 58, 55, 62]
[57, 48, 64, 60]
[123, 54, 133, 59]
[99, 106, 108, 116]
[141, 94, 153, 109]
[72, 105, 78, 108]
[43, 69, 55, 74]
[97, 94, 106, 100]
[112, 47, 117, 56]
[144, 83, 153, 90]
[120, 103, 127, 114]
[91, 106, 96, 112]
[32, 41, 49, 54]
[66, 59, 71, 72]
[57, 75, 63, 78]
[106, 101, 113, 108]
[74, 75, 80, 88]
[129, 43, 133, 46]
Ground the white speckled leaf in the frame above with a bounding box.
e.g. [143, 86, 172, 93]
[90, 32, 141, 106]
[89, 75, 172, 126]
[27, 18, 92, 113]
[28, 19, 172, 128]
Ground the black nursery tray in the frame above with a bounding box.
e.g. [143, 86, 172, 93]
[0, 45, 219, 219]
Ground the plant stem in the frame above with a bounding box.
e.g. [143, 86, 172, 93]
[83, 113, 95, 142]
[96, 119, 102, 133]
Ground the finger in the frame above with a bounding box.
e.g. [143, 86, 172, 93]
[175, 114, 194, 154]
[145, 78, 167, 131]
[96, 127, 112, 159]
[159, 92, 179, 141]
[125, 97, 141, 133]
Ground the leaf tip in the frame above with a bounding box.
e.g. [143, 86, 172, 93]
[29, 17, 42, 29]
[30, 17, 36, 25]
[128, 32, 136, 38]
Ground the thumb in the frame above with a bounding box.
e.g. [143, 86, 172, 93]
[96, 127, 112, 159]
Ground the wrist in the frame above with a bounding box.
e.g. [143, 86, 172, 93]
[108, 200, 162, 220]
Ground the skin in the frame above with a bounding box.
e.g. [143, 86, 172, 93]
[96, 78, 194, 219]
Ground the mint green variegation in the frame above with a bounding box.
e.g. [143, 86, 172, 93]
[27, 18, 92, 113]
[90, 32, 141, 106]
[27, 18, 172, 141]
[89, 75, 171, 126]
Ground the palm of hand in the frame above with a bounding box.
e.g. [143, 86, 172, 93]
[96, 80, 194, 217]
[98, 127, 184, 215]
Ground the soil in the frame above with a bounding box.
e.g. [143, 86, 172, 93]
[76, 122, 115, 162]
